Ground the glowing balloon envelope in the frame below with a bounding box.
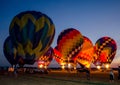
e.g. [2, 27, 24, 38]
[56, 28, 84, 67]
[94, 36, 117, 66]
[76, 36, 94, 68]
[9, 11, 55, 63]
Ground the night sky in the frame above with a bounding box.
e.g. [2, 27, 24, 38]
[0, 0, 120, 67]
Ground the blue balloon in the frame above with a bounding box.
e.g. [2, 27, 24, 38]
[3, 36, 21, 65]
[9, 11, 55, 63]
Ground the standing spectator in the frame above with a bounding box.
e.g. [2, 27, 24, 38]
[85, 68, 90, 80]
[118, 66, 120, 80]
[109, 69, 114, 83]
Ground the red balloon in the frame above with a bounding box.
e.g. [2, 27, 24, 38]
[94, 36, 117, 66]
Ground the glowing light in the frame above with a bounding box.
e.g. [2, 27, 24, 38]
[74, 66, 76, 70]
[61, 62, 65, 69]
[105, 64, 109, 69]
[38, 64, 43, 68]
[61, 65, 65, 69]
[97, 66, 101, 70]
[8, 67, 14, 72]
[68, 63, 71, 69]
[44, 65, 47, 69]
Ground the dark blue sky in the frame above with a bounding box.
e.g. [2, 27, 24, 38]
[0, 0, 120, 67]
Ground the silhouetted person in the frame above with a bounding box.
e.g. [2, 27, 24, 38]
[85, 68, 90, 80]
[118, 66, 120, 80]
[109, 69, 114, 83]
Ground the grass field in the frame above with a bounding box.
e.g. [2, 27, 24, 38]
[0, 70, 120, 85]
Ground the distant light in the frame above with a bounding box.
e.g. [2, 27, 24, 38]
[61, 65, 65, 69]
[105, 64, 109, 69]
[74, 66, 76, 70]
[61, 62, 66, 69]
[44, 65, 47, 69]
[38, 64, 43, 68]
[97, 65, 101, 70]
[68, 63, 71, 69]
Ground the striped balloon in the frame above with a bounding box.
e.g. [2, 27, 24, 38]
[9, 11, 55, 63]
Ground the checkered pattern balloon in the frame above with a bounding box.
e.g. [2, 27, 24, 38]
[94, 36, 117, 65]
[56, 28, 84, 65]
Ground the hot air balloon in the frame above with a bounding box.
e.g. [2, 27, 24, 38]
[9, 11, 55, 64]
[3, 36, 22, 66]
[76, 36, 94, 68]
[37, 47, 53, 69]
[94, 36, 117, 69]
[56, 28, 84, 69]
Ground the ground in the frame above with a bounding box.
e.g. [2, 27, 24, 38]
[0, 70, 120, 85]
